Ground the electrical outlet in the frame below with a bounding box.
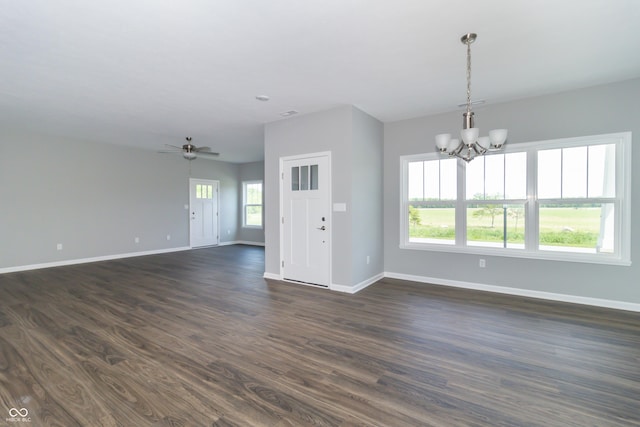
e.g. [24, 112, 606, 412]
[135, 237, 140, 244]
[56, 243, 63, 250]
[166, 235, 171, 241]
[479, 258, 486, 268]
[366, 255, 370, 265]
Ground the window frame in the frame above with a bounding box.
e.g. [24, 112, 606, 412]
[400, 132, 631, 265]
[242, 180, 264, 229]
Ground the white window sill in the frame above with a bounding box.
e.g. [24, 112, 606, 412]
[400, 242, 631, 266]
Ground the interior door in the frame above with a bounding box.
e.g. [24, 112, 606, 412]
[282, 154, 330, 287]
[189, 179, 219, 247]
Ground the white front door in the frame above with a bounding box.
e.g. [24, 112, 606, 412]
[189, 179, 219, 247]
[281, 153, 330, 287]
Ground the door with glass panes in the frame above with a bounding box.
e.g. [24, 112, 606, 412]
[189, 179, 219, 247]
[281, 154, 330, 287]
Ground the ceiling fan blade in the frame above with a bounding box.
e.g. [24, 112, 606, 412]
[158, 138, 219, 160]
[196, 151, 220, 158]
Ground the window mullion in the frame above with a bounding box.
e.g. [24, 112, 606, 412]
[401, 159, 409, 246]
[525, 147, 538, 250]
[457, 159, 466, 246]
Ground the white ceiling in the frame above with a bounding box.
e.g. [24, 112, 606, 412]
[2, 0, 639, 163]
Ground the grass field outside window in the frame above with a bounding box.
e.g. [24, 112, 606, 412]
[409, 206, 603, 250]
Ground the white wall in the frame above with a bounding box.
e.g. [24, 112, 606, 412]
[383, 78, 640, 306]
[0, 131, 242, 271]
[351, 107, 384, 286]
[264, 105, 384, 290]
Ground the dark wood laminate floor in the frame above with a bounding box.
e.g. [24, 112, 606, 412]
[0, 246, 639, 426]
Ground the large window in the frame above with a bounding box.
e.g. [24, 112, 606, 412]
[243, 181, 263, 228]
[401, 132, 631, 264]
[407, 158, 457, 245]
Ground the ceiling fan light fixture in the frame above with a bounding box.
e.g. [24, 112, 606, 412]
[183, 151, 197, 160]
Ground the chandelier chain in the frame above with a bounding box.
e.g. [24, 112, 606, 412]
[466, 38, 472, 114]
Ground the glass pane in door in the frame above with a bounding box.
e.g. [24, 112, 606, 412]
[292, 167, 299, 191]
[310, 164, 319, 190]
[301, 166, 309, 190]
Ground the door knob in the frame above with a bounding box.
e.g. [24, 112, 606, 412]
[317, 226, 326, 231]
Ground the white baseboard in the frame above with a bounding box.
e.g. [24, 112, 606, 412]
[262, 272, 383, 294]
[263, 272, 281, 281]
[0, 247, 191, 274]
[237, 240, 265, 247]
[219, 240, 265, 247]
[384, 271, 640, 313]
[331, 273, 384, 294]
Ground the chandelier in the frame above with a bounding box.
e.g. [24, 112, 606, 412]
[435, 33, 507, 162]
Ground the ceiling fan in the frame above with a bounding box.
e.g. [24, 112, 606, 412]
[159, 137, 220, 160]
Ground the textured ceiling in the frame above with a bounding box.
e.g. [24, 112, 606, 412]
[1, 0, 639, 162]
